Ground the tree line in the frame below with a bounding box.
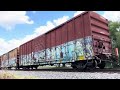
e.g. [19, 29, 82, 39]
[109, 21, 120, 60]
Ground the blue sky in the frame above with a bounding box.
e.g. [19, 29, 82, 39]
[0, 11, 119, 55]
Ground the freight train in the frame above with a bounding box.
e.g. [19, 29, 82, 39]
[0, 11, 118, 70]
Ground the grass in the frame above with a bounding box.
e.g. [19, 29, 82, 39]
[0, 71, 39, 79]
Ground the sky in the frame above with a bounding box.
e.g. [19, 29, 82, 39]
[0, 11, 120, 55]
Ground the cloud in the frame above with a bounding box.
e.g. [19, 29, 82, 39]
[0, 15, 69, 55]
[0, 38, 21, 55]
[34, 21, 55, 36]
[73, 11, 85, 17]
[102, 11, 120, 22]
[73, 11, 97, 17]
[0, 11, 34, 30]
[53, 16, 69, 26]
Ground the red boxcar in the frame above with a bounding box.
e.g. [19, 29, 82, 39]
[19, 11, 112, 69]
[8, 48, 18, 69]
[1, 11, 113, 70]
[19, 40, 34, 67]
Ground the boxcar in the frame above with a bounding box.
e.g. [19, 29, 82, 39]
[8, 48, 19, 69]
[19, 39, 36, 69]
[1, 53, 9, 69]
[0, 11, 113, 70]
[17, 11, 112, 69]
[0, 48, 19, 69]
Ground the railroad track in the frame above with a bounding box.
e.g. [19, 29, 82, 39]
[7, 67, 120, 73]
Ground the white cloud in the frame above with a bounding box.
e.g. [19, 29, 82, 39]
[34, 21, 55, 36]
[0, 15, 69, 55]
[73, 11, 85, 17]
[73, 11, 97, 17]
[0, 11, 34, 30]
[0, 38, 21, 55]
[53, 16, 69, 26]
[103, 11, 120, 22]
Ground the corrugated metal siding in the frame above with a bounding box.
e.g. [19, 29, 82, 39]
[90, 11, 112, 54]
[41, 35, 46, 50]
[20, 44, 25, 66]
[51, 30, 56, 47]
[2, 53, 9, 67]
[83, 12, 91, 36]
[24, 43, 27, 65]
[61, 24, 68, 44]
[46, 33, 51, 48]
[21, 46, 23, 65]
[74, 16, 84, 39]
[56, 28, 61, 46]
[33, 37, 39, 52]
[8, 48, 17, 59]
[37, 36, 42, 50]
[67, 20, 75, 41]
[91, 17, 108, 30]
[8, 48, 18, 67]
[91, 25, 110, 36]
[33, 35, 45, 52]
[26, 42, 29, 63]
[19, 46, 21, 65]
[90, 12, 108, 24]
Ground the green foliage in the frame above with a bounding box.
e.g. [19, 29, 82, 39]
[109, 21, 120, 48]
[109, 21, 120, 62]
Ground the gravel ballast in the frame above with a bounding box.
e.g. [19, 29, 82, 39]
[0, 70, 120, 79]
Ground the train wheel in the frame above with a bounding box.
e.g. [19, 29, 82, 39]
[72, 65, 77, 69]
[92, 60, 97, 69]
[71, 63, 77, 69]
[62, 63, 65, 67]
[71, 62, 86, 70]
[31, 67, 33, 70]
[98, 61, 105, 69]
[34, 66, 38, 69]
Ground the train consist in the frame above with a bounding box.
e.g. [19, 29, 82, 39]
[0, 11, 117, 70]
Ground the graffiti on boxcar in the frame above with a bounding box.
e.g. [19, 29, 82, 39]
[22, 55, 26, 65]
[34, 50, 45, 63]
[46, 48, 51, 61]
[68, 41, 75, 61]
[34, 51, 39, 62]
[56, 46, 61, 61]
[9, 58, 16, 66]
[51, 47, 56, 60]
[75, 38, 85, 60]
[84, 36, 94, 59]
[61, 43, 68, 61]
[27, 54, 31, 65]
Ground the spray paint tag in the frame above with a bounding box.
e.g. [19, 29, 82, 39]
[78, 55, 85, 60]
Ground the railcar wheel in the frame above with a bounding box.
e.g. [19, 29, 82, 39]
[71, 63, 77, 69]
[98, 61, 105, 69]
[71, 62, 86, 70]
[35, 66, 38, 69]
[72, 65, 77, 69]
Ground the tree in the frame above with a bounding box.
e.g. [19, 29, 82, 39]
[109, 21, 120, 47]
[109, 21, 120, 60]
